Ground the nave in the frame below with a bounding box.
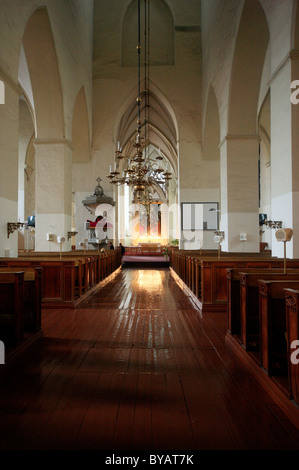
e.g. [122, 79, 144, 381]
[0, 267, 298, 451]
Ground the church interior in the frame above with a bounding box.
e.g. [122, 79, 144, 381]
[0, 0, 299, 453]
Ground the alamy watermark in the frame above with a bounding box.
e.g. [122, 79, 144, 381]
[291, 339, 299, 365]
[0, 80, 4, 104]
[0, 341, 5, 364]
[290, 80, 299, 104]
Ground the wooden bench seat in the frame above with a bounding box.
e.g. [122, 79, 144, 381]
[1, 249, 121, 308]
[258, 280, 299, 385]
[19, 249, 121, 285]
[0, 272, 24, 346]
[169, 250, 299, 313]
[19, 251, 98, 291]
[239, 272, 299, 357]
[0, 257, 79, 307]
[226, 268, 299, 344]
[0, 267, 42, 334]
[194, 257, 299, 313]
[226, 268, 299, 339]
[284, 288, 299, 403]
[225, 275, 299, 411]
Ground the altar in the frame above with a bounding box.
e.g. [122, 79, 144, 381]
[138, 242, 161, 254]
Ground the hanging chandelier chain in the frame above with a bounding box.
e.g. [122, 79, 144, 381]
[106, 0, 172, 203]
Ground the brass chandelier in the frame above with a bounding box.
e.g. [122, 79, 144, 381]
[106, 0, 172, 202]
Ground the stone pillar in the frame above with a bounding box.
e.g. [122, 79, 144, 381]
[219, 135, 260, 252]
[0, 77, 19, 257]
[271, 51, 299, 258]
[34, 139, 72, 252]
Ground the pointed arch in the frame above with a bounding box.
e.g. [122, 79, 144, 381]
[228, 0, 269, 136]
[115, 80, 178, 176]
[22, 7, 64, 140]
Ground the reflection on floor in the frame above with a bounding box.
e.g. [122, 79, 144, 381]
[0, 268, 298, 451]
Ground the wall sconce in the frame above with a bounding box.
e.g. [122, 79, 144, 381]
[214, 230, 225, 238]
[67, 231, 78, 240]
[263, 220, 282, 229]
[214, 230, 225, 259]
[7, 222, 25, 238]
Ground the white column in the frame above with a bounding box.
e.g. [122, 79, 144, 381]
[271, 51, 299, 258]
[34, 139, 72, 252]
[219, 135, 260, 252]
[0, 78, 20, 257]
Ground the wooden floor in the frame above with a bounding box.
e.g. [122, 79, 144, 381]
[0, 267, 298, 451]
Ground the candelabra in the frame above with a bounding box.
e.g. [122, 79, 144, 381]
[107, 135, 172, 202]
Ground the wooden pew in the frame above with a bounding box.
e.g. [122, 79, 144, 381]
[0, 272, 24, 346]
[227, 268, 299, 339]
[239, 272, 299, 358]
[197, 257, 274, 313]
[258, 280, 299, 386]
[198, 258, 299, 313]
[171, 248, 299, 314]
[0, 258, 80, 308]
[0, 267, 42, 333]
[19, 251, 96, 293]
[1, 249, 121, 308]
[284, 288, 299, 404]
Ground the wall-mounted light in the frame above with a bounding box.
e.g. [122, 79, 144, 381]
[214, 230, 225, 259]
[214, 230, 225, 238]
[67, 231, 78, 240]
[7, 222, 25, 238]
[263, 220, 282, 229]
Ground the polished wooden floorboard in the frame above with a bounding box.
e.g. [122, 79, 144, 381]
[0, 268, 298, 450]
